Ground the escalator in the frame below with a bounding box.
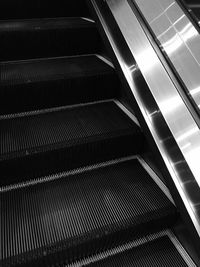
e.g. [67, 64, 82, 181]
[0, 1, 199, 266]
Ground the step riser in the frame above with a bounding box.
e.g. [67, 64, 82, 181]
[0, 0, 90, 19]
[1, 134, 145, 187]
[0, 28, 102, 61]
[86, 234, 190, 267]
[5, 214, 178, 267]
[2, 158, 178, 266]
[0, 74, 119, 115]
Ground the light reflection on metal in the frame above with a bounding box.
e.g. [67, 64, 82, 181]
[176, 127, 199, 143]
[134, 0, 200, 110]
[136, 47, 158, 72]
[180, 22, 198, 41]
[90, 0, 200, 247]
[109, 0, 200, 187]
[159, 95, 183, 115]
[162, 33, 183, 55]
[191, 86, 200, 96]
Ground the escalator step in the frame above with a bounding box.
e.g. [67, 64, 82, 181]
[87, 235, 188, 267]
[0, 17, 102, 61]
[1, 158, 178, 266]
[0, 0, 90, 20]
[0, 101, 145, 185]
[0, 55, 119, 115]
[0, 101, 136, 158]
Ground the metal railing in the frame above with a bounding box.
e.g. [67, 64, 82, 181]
[90, 0, 200, 250]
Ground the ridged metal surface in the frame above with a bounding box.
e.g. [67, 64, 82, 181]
[1, 159, 177, 265]
[0, 17, 101, 61]
[0, 17, 95, 32]
[0, 0, 90, 20]
[69, 230, 196, 267]
[0, 101, 137, 158]
[0, 55, 119, 115]
[0, 55, 114, 86]
[0, 1, 184, 266]
[86, 235, 188, 267]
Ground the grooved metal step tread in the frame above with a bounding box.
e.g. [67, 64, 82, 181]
[0, 0, 90, 20]
[0, 55, 118, 115]
[0, 17, 95, 32]
[0, 101, 141, 160]
[0, 17, 101, 61]
[1, 159, 177, 266]
[87, 235, 189, 267]
[0, 55, 114, 86]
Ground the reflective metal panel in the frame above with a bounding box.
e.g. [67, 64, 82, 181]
[134, 0, 200, 113]
[90, 0, 200, 247]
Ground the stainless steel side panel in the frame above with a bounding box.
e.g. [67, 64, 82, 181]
[90, 0, 200, 247]
[134, 0, 200, 111]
